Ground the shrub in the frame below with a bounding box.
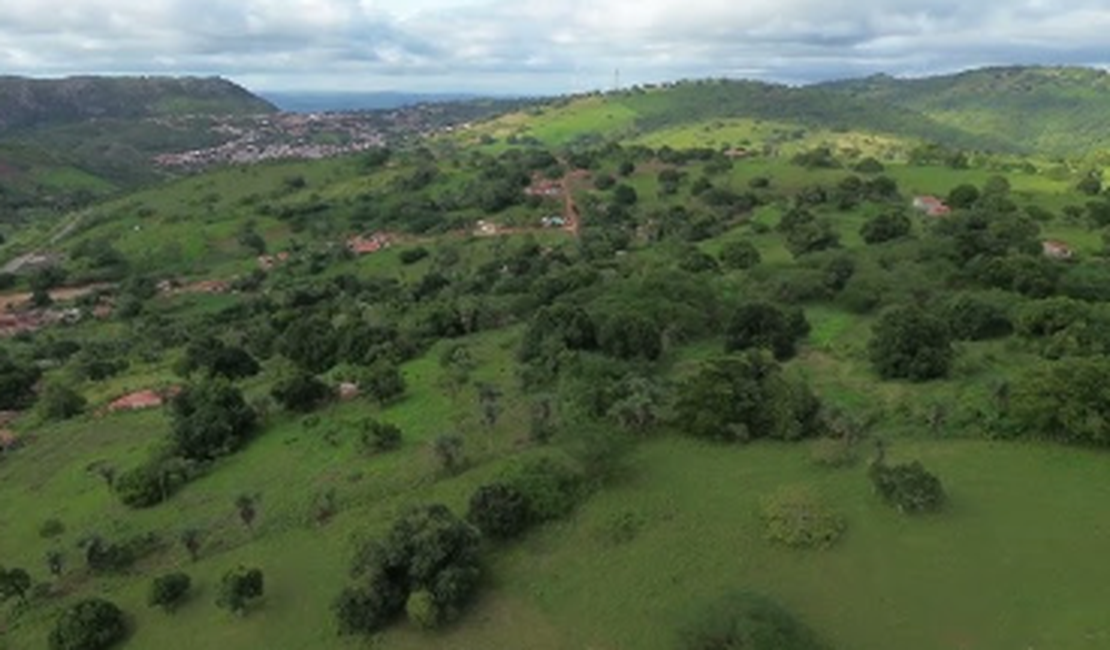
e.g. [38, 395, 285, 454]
[114, 458, 194, 509]
[809, 437, 860, 468]
[760, 486, 846, 549]
[679, 591, 828, 650]
[39, 382, 87, 421]
[725, 302, 810, 360]
[39, 519, 66, 539]
[339, 504, 481, 635]
[271, 371, 331, 413]
[169, 380, 257, 460]
[719, 240, 762, 270]
[869, 461, 946, 514]
[467, 483, 531, 540]
[217, 566, 264, 615]
[359, 419, 403, 454]
[860, 211, 911, 244]
[148, 572, 191, 613]
[48, 598, 127, 650]
[675, 352, 824, 443]
[399, 247, 430, 265]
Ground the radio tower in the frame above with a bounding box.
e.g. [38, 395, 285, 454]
[614, 68, 621, 92]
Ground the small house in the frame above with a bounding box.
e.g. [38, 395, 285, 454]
[1042, 240, 1074, 260]
[912, 196, 951, 217]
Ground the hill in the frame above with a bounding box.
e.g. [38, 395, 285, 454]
[469, 66, 1110, 157]
[0, 76, 275, 132]
[818, 66, 1110, 155]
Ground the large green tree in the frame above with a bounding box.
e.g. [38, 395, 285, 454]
[169, 380, 257, 460]
[869, 306, 954, 381]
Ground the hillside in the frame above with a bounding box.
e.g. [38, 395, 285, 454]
[3, 120, 1110, 650]
[0, 76, 275, 132]
[819, 66, 1110, 155]
[469, 66, 1110, 158]
[468, 79, 1008, 153]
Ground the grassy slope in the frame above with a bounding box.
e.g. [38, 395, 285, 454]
[2, 127, 1109, 650]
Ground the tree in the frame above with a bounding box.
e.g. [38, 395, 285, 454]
[680, 591, 828, 650]
[179, 337, 260, 380]
[476, 382, 502, 428]
[361, 361, 407, 405]
[359, 419, 403, 454]
[169, 379, 257, 460]
[675, 352, 824, 443]
[725, 302, 810, 360]
[278, 316, 338, 373]
[868, 306, 954, 381]
[432, 434, 465, 475]
[38, 381, 87, 421]
[943, 294, 1012, 341]
[612, 184, 638, 206]
[46, 551, 65, 577]
[467, 483, 531, 540]
[947, 184, 980, 209]
[148, 572, 191, 613]
[0, 566, 31, 604]
[860, 211, 912, 244]
[719, 240, 761, 270]
[869, 459, 946, 514]
[597, 311, 663, 361]
[1077, 175, 1103, 196]
[0, 351, 41, 410]
[785, 219, 840, 257]
[48, 598, 127, 650]
[235, 494, 260, 530]
[341, 504, 481, 633]
[271, 371, 331, 413]
[180, 529, 203, 562]
[217, 566, 264, 615]
[1010, 356, 1110, 446]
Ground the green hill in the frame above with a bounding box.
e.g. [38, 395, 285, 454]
[819, 66, 1110, 155]
[0, 76, 275, 132]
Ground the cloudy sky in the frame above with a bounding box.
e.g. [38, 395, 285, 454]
[1, 0, 1109, 94]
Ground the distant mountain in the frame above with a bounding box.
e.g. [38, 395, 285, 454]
[262, 91, 488, 113]
[0, 76, 276, 132]
[818, 66, 1110, 154]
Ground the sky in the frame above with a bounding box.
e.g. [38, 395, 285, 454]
[1, 0, 1109, 94]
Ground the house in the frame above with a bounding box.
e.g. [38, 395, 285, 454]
[912, 196, 951, 217]
[1043, 240, 1074, 260]
[541, 215, 567, 228]
[347, 233, 391, 255]
[338, 382, 360, 401]
[525, 178, 562, 198]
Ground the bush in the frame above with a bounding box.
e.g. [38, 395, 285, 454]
[340, 504, 481, 636]
[467, 482, 531, 540]
[271, 371, 331, 413]
[148, 572, 191, 612]
[169, 380, 257, 460]
[809, 437, 860, 468]
[675, 352, 824, 443]
[40, 519, 66, 539]
[217, 566, 264, 615]
[719, 240, 762, 270]
[39, 382, 87, 421]
[679, 591, 828, 650]
[725, 302, 810, 360]
[760, 486, 846, 549]
[48, 598, 127, 650]
[869, 461, 946, 514]
[943, 294, 1013, 341]
[1010, 356, 1110, 446]
[860, 211, 911, 244]
[359, 419, 403, 454]
[114, 457, 194, 509]
[399, 247, 430, 265]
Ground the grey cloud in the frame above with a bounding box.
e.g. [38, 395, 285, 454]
[0, 0, 1108, 92]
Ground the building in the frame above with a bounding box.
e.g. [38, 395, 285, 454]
[525, 179, 562, 198]
[912, 196, 951, 217]
[1042, 240, 1074, 260]
[347, 233, 391, 255]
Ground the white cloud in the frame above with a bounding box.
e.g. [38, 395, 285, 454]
[0, 0, 1108, 92]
